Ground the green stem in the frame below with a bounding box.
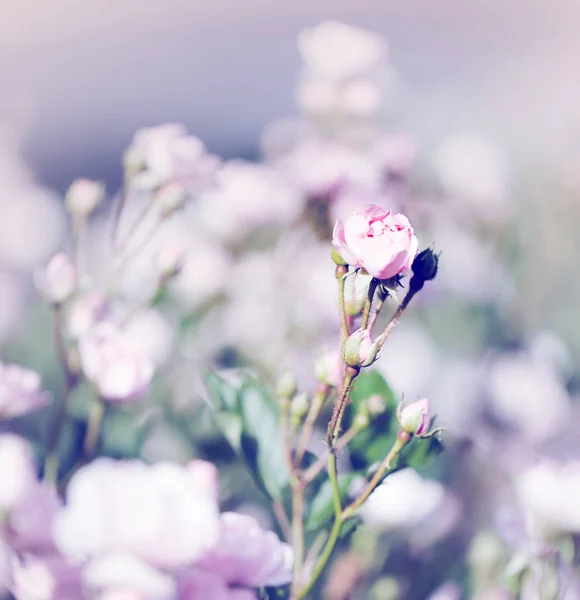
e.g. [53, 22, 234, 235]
[297, 454, 343, 599]
[337, 272, 349, 342]
[82, 395, 106, 459]
[376, 287, 417, 350]
[326, 368, 358, 448]
[302, 425, 358, 483]
[294, 385, 328, 467]
[291, 479, 305, 596]
[43, 304, 76, 482]
[342, 430, 411, 520]
[360, 278, 378, 330]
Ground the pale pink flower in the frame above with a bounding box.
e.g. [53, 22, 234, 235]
[178, 568, 256, 600]
[53, 458, 220, 570]
[198, 512, 293, 588]
[78, 322, 154, 402]
[0, 434, 37, 511]
[298, 21, 386, 81]
[342, 328, 378, 368]
[34, 253, 76, 303]
[399, 398, 431, 436]
[0, 363, 49, 419]
[66, 292, 109, 339]
[82, 553, 175, 599]
[332, 205, 419, 279]
[65, 178, 104, 216]
[127, 124, 219, 190]
[10, 554, 84, 600]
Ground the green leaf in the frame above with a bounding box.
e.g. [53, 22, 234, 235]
[306, 473, 358, 532]
[399, 434, 444, 469]
[204, 371, 246, 451]
[238, 380, 290, 501]
[345, 370, 399, 471]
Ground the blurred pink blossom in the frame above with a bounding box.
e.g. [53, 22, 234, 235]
[78, 322, 154, 402]
[10, 554, 84, 600]
[178, 568, 256, 600]
[66, 292, 109, 339]
[0, 434, 37, 511]
[197, 512, 293, 588]
[333, 205, 418, 279]
[53, 458, 220, 570]
[34, 253, 76, 304]
[126, 124, 219, 190]
[0, 363, 49, 419]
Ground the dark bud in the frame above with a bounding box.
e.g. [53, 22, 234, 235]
[409, 248, 439, 292]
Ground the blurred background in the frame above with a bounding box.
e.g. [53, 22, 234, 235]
[2, 1, 580, 598]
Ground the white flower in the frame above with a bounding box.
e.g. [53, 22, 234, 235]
[360, 468, 445, 530]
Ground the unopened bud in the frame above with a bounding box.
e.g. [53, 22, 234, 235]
[344, 271, 373, 316]
[65, 179, 104, 217]
[366, 394, 386, 416]
[342, 329, 380, 368]
[331, 247, 348, 267]
[156, 245, 186, 279]
[34, 253, 76, 303]
[354, 411, 370, 431]
[410, 248, 439, 292]
[155, 181, 187, 218]
[276, 372, 297, 399]
[398, 398, 430, 436]
[290, 392, 309, 420]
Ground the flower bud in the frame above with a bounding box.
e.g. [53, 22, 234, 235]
[155, 181, 187, 218]
[410, 248, 439, 292]
[156, 244, 186, 279]
[342, 329, 379, 368]
[290, 392, 309, 420]
[331, 247, 348, 267]
[398, 398, 430, 436]
[315, 349, 342, 388]
[34, 253, 76, 303]
[344, 271, 373, 317]
[65, 179, 104, 217]
[276, 372, 297, 400]
[366, 394, 386, 416]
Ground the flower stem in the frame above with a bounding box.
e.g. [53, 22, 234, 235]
[273, 499, 292, 541]
[342, 430, 411, 520]
[291, 478, 305, 597]
[376, 286, 418, 350]
[326, 368, 358, 448]
[337, 268, 349, 342]
[303, 425, 358, 483]
[360, 278, 378, 330]
[43, 303, 76, 482]
[82, 394, 106, 459]
[294, 385, 328, 467]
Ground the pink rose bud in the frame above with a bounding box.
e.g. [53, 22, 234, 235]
[399, 398, 431, 436]
[154, 181, 187, 218]
[342, 328, 379, 368]
[34, 253, 76, 303]
[65, 178, 104, 216]
[78, 322, 154, 402]
[0, 363, 49, 419]
[332, 205, 419, 280]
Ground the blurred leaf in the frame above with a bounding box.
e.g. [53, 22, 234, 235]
[238, 380, 290, 501]
[339, 516, 362, 539]
[101, 410, 143, 458]
[345, 370, 399, 471]
[306, 473, 358, 531]
[399, 435, 444, 470]
[204, 371, 244, 451]
[204, 371, 290, 501]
